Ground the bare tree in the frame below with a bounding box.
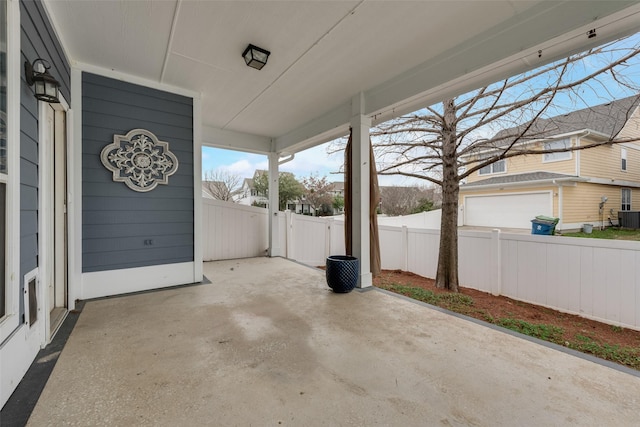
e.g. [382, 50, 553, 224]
[379, 186, 434, 216]
[302, 174, 334, 215]
[203, 170, 243, 202]
[371, 36, 640, 291]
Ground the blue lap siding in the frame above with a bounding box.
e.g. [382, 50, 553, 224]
[82, 72, 194, 273]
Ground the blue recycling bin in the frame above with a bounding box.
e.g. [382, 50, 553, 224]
[531, 219, 555, 235]
[534, 215, 559, 234]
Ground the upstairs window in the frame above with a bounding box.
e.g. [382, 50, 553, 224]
[543, 138, 571, 162]
[478, 158, 505, 175]
[622, 188, 631, 211]
[621, 148, 627, 171]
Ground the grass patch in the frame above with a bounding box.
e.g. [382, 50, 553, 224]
[382, 283, 473, 311]
[570, 335, 640, 369]
[496, 318, 564, 343]
[562, 228, 640, 240]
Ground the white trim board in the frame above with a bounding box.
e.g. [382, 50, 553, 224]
[75, 61, 201, 99]
[0, 0, 22, 345]
[193, 97, 203, 283]
[80, 262, 197, 300]
[586, 177, 640, 189]
[0, 321, 43, 407]
[68, 67, 83, 311]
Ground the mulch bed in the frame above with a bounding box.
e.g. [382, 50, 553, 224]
[374, 270, 640, 349]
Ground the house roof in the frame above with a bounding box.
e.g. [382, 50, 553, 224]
[493, 95, 640, 143]
[330, 182, 345, 192]
[243, 178, 255, 190]
[462, 171, 580, 188]
[43, 1, 640, 154]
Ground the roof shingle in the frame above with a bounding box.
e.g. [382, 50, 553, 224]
[462, 171, 578, 187]
[493, 95, 640, 143]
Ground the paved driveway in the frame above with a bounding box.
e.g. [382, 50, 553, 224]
[28, 258, 640, 426]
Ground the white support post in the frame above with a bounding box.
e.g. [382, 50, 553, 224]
[268, 153, 282, 257]
[193, 96, 203, 282]
[285, 210, 293, 258]
[68, 67, 83, 309]
[401, 226, 409, 272]
[491, 229, 502, 296]
[556, 184, 564, 230]
[325, 218, 333, 260]
[350, 93, 372, 288]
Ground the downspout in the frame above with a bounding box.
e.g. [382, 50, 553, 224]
[278, 153, 295, 165]
[553, 180, 563, 231]
[575, 130, 591, 178]
[569, 131, 591, 231]
[278, 153, 295, 212]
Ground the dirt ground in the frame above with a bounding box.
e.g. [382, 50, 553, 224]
[374, 270, 640, 350]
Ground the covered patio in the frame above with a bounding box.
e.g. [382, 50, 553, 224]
[4, 0, 640, 416]
[26, 258, 640, 425]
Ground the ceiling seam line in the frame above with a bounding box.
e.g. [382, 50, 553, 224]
[171, 52, 231, 72]
[221, 0, 367, 130]
[160, 0, 182, 83]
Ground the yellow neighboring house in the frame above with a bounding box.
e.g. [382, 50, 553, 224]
[460, 96, 640, 231]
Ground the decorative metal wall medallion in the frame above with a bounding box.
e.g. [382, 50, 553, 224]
[100, 129, 179, 192]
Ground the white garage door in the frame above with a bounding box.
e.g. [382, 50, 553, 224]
[464, 192, 552, 229]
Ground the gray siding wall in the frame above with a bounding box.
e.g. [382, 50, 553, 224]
[82, 72, 194, 273]
[20, 0, 69, 315]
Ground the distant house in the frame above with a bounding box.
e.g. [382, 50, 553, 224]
[236, 172, 268, 207]
[236, 170, 304, 209]
[298, 181, 345, 216]
[329, 181, 344, 197]
[237, 171, 343, 215]
[460, 96, 640, 231]
[327, 181, 345, 214]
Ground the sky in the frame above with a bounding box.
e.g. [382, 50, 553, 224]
[202, 33, 640, 188]
[202, 142, 424, 187]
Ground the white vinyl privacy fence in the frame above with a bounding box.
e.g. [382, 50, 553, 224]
[202, 199, 270, 260]
[203, 200, 640, 330]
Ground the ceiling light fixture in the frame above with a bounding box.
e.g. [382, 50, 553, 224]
[24, 58, 61, 103]
[242, 44, 271, 70]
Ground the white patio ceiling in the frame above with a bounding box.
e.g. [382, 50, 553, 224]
[44, 1, 640, 154]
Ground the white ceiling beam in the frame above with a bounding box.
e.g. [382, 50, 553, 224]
[274, 2, 640, 153]
[274, 102, 351, 153]
[365, 1, 640, 123]
[202, 125, 272, 154]
[76, 61, 201, 99]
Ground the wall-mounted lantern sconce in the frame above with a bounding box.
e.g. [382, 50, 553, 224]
[242, 44, 271, 70]
[24, 58, 61, 103]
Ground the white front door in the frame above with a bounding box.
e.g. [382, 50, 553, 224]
[44, 105, 68, 338]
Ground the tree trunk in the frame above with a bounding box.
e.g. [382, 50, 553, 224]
[435, 99, 460, 292]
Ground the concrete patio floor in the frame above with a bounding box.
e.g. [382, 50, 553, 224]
[28, 257, 640, 426]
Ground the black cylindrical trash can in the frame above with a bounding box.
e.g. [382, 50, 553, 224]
[326, 255, 359, 293]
